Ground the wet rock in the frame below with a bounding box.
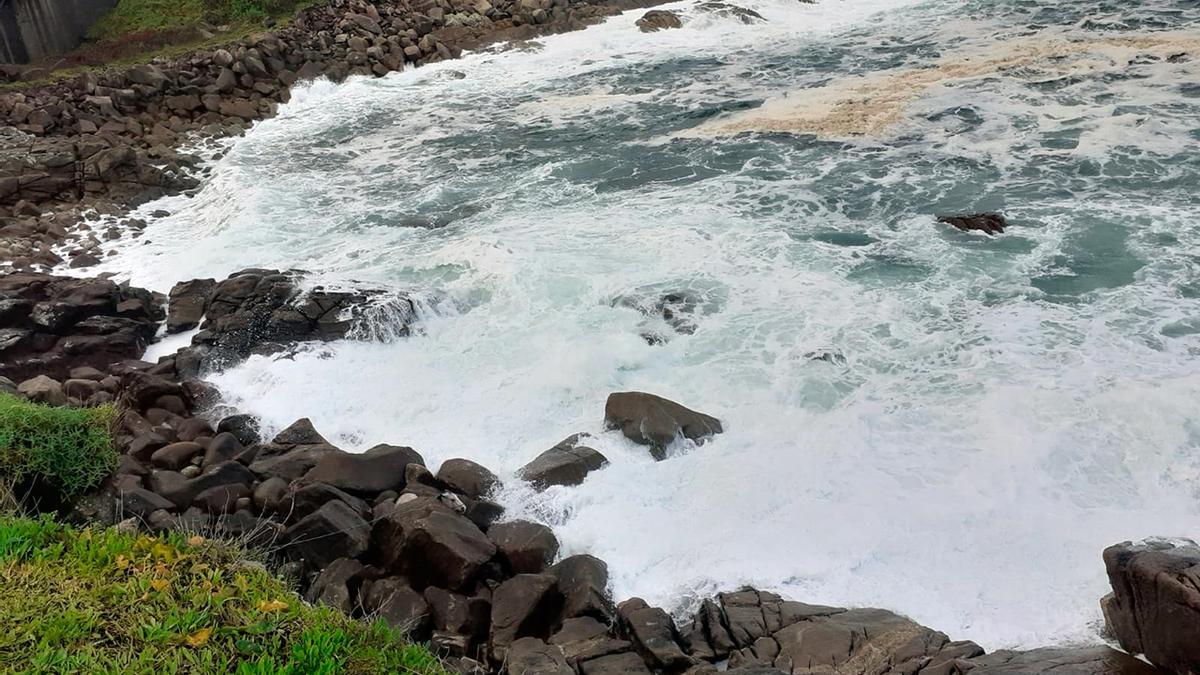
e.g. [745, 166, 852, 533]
[550, 554, 614, 623]
[518, 434, 609, 490]
[283, 499, 371, 571]
[636, 10, 682, 32]
[166, 278, 215, 333]
[374, 496, 497, 590]
[694, 2, 765, 24]
[488, 520, 560, 574]
[604, 392, 723, 459]
[217, 413, 261, 446]
[937, 213, 1006, 235]
[248, 418, 344, 481]
[1102, 539, 1200, 674]
[964, 647, 1160, 674]
[201, 432, 244, 469]
[436, 458, 500, 499]
[304, 443, 425, 495]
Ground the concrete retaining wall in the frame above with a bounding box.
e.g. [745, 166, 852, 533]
[0, 0, 118, 64]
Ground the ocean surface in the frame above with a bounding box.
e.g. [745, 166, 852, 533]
[87, 0, 1200, 649]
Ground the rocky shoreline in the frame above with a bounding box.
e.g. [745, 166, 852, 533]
[1, 267, 1198, 675]
[0, 0, 675, 271]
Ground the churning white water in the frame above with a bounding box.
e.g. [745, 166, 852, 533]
[85, 0, 1200, 649]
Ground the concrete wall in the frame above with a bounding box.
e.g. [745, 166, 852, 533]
[0, 0, 119, 64]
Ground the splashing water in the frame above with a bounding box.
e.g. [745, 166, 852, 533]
[84, 0, 1200, 649]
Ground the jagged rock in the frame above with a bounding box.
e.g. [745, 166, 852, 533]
[248, 418, 344, 481]
[0, 273, 161, 381]
[303, 443, 425, 495]
[488, 520, 559, 574]
[964, 647, 1160, 674]
[937, 213, 1006, 235]
[283, 499, 370, 570]
[636, 10, 682, 32]
[604, 392, 722, 459]
[550, 554, 614, 622]
[425, 586, 491, 643]
[518, 434, 609, 490]
[377, 583, 432, 637]
[279, 480, 370, 523]
[436, 458, 500, 499]
[490, 573, 563, 662]
[373, 495, 497, 589]
[1102, 540, 1200, 674]
[550, 617, 631, 666]
[508, 637, 574, 675]
[166, 278, 215, 333]
[305, 557, 363, 614]
[217, 413, 261, 446]
[618, 598, 693, 671]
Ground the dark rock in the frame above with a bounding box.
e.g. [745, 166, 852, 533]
[17, 375, 66, 405]
[192, 483, 252, 514]
[211, 509, 283, 547]
[550, 554, 615, 622]
[152, 460, 255, 509]
[280, 480, 370, 522]
[636, 9, 682, 31]
[253, 476, 289, 514]
[618, 598, 693, 671]
[201, 432, 244, 469]
[127, 430, 173, 461]
[436, 458, 500, 499]
[166, 278, 215, 333]
[694, 2, 765, 24]
[305, 557, 363, 614]
[508, 637, 573, 675]
[248, 418, 343, 481]
[488, 520, 559, 574]
[150, 441, 204, 470]
[579, 652, 653, 675]
[119, 486, 175, 520]
[303, 443, 425, 495]
[965, 647, 1160, 674]
[604, 392, 722, 459]
[518, 434, 609, 490]
[175, 417, 214, 442]
[377, 583, 432, 638]
[551, 617, 633, 666]
[1102, 539, 1200, 674]
[425, 586, 490, 640]
[374, 497, 497, 590]
[283, 499, 371, 571]
[490, 573, 563, 662]
[937, 213, 1007, 235]
[217, 413, 261, 446]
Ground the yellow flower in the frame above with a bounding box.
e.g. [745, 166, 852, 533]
[185, 627, 212, 647]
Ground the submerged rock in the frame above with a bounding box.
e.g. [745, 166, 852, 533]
[518, 434, 609, 490]
[938, 212, 1007, 235]
[604, 392, 723, 459]
[695, 2, 766, 24]
[636, 10, 683, 32]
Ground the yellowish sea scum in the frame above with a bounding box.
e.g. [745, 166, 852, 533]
[693, 32, 1200, 138]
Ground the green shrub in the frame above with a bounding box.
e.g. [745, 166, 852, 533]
[0, 516, 448, 674]
[0, 394, 117, 505]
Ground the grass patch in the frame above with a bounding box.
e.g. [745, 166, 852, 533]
[0, 394, 117, 508]
[0, 516, 447, 674]
[88, 0, 310, 42]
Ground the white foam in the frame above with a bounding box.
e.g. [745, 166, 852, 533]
[83, 0, 1200, 650]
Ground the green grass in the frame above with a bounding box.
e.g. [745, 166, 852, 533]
[0, 516, 448, 674]
[87, 0, 308, 42]
[0, 394, 117, 507]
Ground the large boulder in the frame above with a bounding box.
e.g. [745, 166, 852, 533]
[1102, 540, 1200, 674]
[149, 460, 255, 509]
[0, 273, 163, 382]
[580, 652, 653, 675]
[604, 392, 722, 459]
[508, 637, 574, 675]
[282, 499, 370, 570]
[490, 573, 564, 662]
[518, 434, 609, 490]
[17, 374, 66, 405]
[937, 213, 1006, 235]
[964, 647, 1161, 674]
[305, 557, 363, 615]
[636, 10, 682, 32]
[550, 554, 614, 623]
[166, 278, 215, 333]
[303, 443, 425, 495]
[618, 598, 693, 671]
[436, 458, 500, 499]
[550, 617, 632, 666]
[488, 520, 559, 574]
[248, 418, 344, 481]
[373, 496, 497, 590]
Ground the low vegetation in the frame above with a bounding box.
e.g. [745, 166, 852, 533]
[0, 516, 446, 674]
[0, 394, 116, 509]
[88, 0, 306, 42]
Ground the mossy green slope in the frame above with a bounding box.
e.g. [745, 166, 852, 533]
[0, 516, 446, 674]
